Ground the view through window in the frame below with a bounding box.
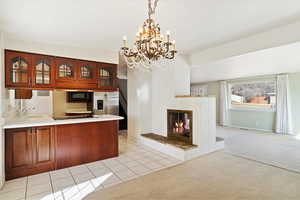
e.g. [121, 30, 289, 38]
[229, 81, 276, 110]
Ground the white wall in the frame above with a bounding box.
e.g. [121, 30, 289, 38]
[5, 37, 118, 64]
[127, 69, 152, 138]
[127, 55, 191, 138]
[0, 31, 5, 189]
[151, 56, 191, 136]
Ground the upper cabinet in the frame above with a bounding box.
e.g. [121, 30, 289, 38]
[5, 50, 55, 89]
[5, 51, 32, 88]
[75, 61, 97, 89]
[5, 50, 117, 91]
[55, 58, 77, 89]
[32, 55, 55, 88]
[77, 61, 96, 81]
[55, 57, 76, 81]
[97, 64, 117, 90]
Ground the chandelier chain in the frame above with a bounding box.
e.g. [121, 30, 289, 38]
[148, 0, 159, 18]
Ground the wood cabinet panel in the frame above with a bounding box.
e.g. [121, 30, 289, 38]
[97, 63, 117, 90]
[55, 57, 77, 82]
[33, 126, 55, 166]
[56, 121, 118, 169]
[5, 51, 32, 88]
[15, 89, 33, 99]
[5, 126, 55, 180]
[5, 128, 33, 180]
[5, 121, 118, 180]
[77, 61, 97, 82]
[32, 54, 55, 88]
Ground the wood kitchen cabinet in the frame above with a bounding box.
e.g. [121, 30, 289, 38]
[97, 63, 117, 91]
[5, 50, 56, 89]
[32, 54, 55, 88]
[5, 49, 118, 91]
[5, 120, 119, 180]
[5, 51, 32, 88]
[55, 57, 77, 89]
[55, 121, 118, 169]
[5, 126, 55, 180]
[76, 60, 97, 89]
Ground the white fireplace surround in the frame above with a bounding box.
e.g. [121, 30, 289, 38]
[141, 96, 224, 160]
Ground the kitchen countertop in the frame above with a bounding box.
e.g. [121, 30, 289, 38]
[3, 114, 124, 129]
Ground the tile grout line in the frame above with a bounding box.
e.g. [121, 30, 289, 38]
[48, 172, 55, 197]
[102, 160, 124, 184]
[84, 164, 98, 189]
[114, 157, 141, 179]
[25, 176, 28, 200]
[7, 134, 181, 199]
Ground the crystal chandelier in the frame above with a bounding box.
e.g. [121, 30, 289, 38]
[120, 0, 177, 70]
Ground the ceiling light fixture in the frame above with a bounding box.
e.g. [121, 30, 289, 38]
[120, 0, 177, 70]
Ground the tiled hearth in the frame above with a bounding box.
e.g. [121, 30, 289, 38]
[0, 133, 182, 200]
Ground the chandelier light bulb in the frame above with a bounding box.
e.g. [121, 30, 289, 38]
[172, 40, 176, 50]
[123, 36, 127, 47]
[166, 30, 170, 42]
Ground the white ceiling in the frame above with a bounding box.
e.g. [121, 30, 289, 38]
[191, 42, 300, 83]
[1, 0, 300, 54]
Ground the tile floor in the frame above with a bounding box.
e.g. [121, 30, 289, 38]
[0, 133, 182, 200]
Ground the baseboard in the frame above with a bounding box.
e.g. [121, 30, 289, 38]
[225, 125, 274, 133]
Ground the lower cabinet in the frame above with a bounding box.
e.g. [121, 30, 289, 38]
[5, 121, 119, 180]
[5, 126, 55, 180]
[55, 121, 118, 169]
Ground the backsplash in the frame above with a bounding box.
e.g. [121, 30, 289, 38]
[4, 89, 53, 117]
[4, 89, 119, 118]
[52, 90, 88, 117]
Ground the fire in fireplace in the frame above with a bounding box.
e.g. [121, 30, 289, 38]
[167, 109, 193, 144]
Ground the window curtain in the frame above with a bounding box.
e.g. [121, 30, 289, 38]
[191, 84, 208, 96]
[220, 81, 229, 126]
[276, 74, 294, 135]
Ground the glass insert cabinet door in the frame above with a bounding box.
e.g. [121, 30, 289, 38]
[98, 66, 115, 88]
[33, 55, 53, 86]
[56, 58, 76, 80]
[81, 66, 92, 79]
[59, 64, 73, 78]
[5, 51, 32, 87]
[11, 57, 29, 84]
[78, 61, 96, 80]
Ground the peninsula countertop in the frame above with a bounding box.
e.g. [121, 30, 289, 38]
[3, 114, 124, 129]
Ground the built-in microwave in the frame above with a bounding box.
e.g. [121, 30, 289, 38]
[67, 92, 93, 103]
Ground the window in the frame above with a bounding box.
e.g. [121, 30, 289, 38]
[191, 84, 208, 96]
[229, 80, 276, 111]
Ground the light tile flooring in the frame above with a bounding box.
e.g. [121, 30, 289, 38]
[0, 133, 182, 200]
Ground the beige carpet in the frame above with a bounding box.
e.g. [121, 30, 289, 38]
[86, 151, 300, 200]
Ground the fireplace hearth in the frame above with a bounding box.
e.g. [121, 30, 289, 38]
[167, 109, 193, 144]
